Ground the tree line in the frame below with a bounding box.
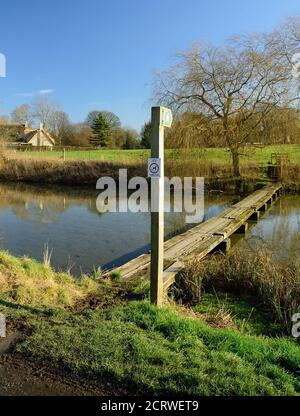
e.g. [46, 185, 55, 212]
[0, 96, 152, 149]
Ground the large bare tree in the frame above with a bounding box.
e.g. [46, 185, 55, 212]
[11, 104, 33, 126]
[155, 31, 298, 176]
[49, 110, 72, 145]
[32, 95, 59, 129]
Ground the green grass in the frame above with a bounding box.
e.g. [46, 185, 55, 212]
[194, 293, 283, 336]
[1, 247, 300, 395]
[0, 251, 98, 309]
[12, 148, 149, 162]
[11, 144, 300, 165]
[17, 301, 300, 396]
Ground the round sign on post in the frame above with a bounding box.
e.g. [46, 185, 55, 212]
[148, 158, 161, 177]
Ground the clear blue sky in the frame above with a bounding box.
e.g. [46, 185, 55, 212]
[0, 0, 299, 131]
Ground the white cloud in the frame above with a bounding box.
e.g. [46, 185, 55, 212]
[16, 89, 54, 97]
[38, 89, 54, 95]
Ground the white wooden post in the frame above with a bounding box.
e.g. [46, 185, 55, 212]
[149, 106, 172, 306]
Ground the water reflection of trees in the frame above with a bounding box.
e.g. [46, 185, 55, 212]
[273, 196, 300, 217]
[242, 196, 300, 263]
[0, 182, 234, 227]
[0, 182, 99, 224]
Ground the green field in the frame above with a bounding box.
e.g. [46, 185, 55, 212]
[11, 144, 300, 165]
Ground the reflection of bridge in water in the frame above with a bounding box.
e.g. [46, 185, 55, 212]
[109, 184, 283, 291]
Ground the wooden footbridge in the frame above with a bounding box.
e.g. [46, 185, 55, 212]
[107, 183, 282, 291]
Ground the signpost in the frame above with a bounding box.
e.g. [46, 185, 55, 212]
[149, 106, 172, 306]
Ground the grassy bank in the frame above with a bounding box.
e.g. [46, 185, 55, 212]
[1, 145, 300, 190]
[0, 251, 98, 309]
[0, 158, 145, 185]
[0, 156, 261, 189]
[0, 154, 275, 187]
[0, 248, 300, 396]
[17, 301, 300, 396]
[177, 248, 300, 334]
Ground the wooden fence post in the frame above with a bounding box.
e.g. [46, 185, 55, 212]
[150, 106, 172, 307]
[150, 107, 164, 307]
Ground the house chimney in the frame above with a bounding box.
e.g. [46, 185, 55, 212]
[39, 122, 44, 131]
[25, 121, 28, 129]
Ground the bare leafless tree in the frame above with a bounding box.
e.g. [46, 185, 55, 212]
[32, 95, 59, 129]
[267, 17, 300, 66]
[48, 110, 72, 145]
[155, 30, 298, 176]
[11, 104, 33, 125]
[11, 104, 33, 126]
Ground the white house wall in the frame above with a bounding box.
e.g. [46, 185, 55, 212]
[28, 132, 53, 147]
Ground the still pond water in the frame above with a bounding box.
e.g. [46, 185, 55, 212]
[0, 182, 298, 275]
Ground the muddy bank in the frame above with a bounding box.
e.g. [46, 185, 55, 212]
[0, 356, 94, 396]
[0, 332, 126, 396]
